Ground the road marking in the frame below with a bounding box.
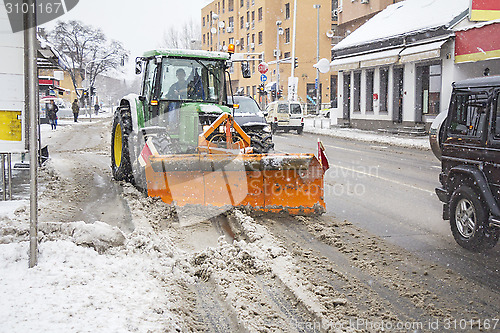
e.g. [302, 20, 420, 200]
[327, 163, 435, 195]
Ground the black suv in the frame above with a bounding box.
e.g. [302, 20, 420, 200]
[435, 76, 500, 251]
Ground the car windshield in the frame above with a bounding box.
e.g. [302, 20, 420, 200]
[160, 57, 226, 104]
[230, 97, 261, 114]
[290, 104, 302, 114]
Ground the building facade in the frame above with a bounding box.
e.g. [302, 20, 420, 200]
[201, 0, 334, 111]
[330, 0, 500, 131]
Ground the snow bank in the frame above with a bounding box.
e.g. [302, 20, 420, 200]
[304, 122, 430, 150]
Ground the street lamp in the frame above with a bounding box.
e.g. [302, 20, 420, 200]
[276, 20, 283, 100]
[313, 4, 321, 114]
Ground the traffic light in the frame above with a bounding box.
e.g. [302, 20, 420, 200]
[277, 89, 282, 99]
[90, 87, 96, 96]
[294, 57, 298, 69]
[259, 83, 265, 95]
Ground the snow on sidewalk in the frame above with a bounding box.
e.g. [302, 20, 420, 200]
[304, 119, 430, 150]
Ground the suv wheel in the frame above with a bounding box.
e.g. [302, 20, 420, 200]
[449, 185, 499, 251]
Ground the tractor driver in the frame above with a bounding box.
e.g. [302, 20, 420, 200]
[167, 68, 188, 100]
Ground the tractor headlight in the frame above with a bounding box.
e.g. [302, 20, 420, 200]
[263, 125, 272, 133]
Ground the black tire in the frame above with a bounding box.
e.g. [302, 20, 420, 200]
[111, 110, 133, 182]
[297, 127, 303, 135]
[247, 131, 266, 154]
[262, 134, 274, 152]
[449, 185, 499, 251]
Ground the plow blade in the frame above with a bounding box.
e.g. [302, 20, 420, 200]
[145, 153, 325, 215]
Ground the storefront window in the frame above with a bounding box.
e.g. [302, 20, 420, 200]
[353, 71, 361, 112]
[379, 67, 389, 112]
[366, 70, 374, 112]
[418, 63, 441, 115]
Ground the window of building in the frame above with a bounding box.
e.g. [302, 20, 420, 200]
[229, 37, 234, 45]
[330, 75, 338, 108]
[252, 85, 256, 98]
[353, 71, 361, 112]
[229, 16, 234, 28]
[228, 0, 234, 11]
[203, 17, 205, 27]
[240, 38, 244, 50]
[246, 11, 250, 23]
[285, 3, 290, 19]
[203, 34, 206, 44]
[246, 0, 249, 8]
[285, 28, 290, 43]
[252, 57, 255, 74]
[284, 52, 291, 59]
[251, 11, 255, 27]
[379, 67, 389, 112]
[240, 16, 244, 29]
[258, 7, 263, 21]
[222, 0, 225, 13]
[366, 70, 374, 112]
[258, 31, 263, 44]
[240, 0, 244, 7]
[218, 2, 220, 14]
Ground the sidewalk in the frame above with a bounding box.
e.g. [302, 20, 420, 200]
[303, 118, 430, 150]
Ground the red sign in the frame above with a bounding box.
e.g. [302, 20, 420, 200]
[470, 0, 500, 21]
[258, 62, 269, 74]
[455, 22, 500, 63]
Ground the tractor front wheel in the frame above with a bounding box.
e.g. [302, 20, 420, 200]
[111, 111, 133, 182]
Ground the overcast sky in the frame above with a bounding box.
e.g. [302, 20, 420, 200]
[42, 0, 211, 74]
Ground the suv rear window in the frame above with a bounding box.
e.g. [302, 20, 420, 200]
[495, 93, 500, 138]
[277, 104, 289, 113]
[290, 104, 302, 115]
[449, 93, 488, 138]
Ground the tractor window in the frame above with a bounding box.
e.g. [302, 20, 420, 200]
[449, 93, 488, 138]
[142, 59, 156, 101]
[160, 57, 226, 104]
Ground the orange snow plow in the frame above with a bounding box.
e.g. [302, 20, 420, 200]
[143, 113, 327, 215]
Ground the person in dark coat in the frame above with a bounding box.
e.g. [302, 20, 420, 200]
[47, 100, 58, 130]
[72, 99, 80, 122]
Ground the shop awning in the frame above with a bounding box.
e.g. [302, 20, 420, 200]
[399, 40, 447, 63]
[470, 0, 500, 21]
[455, 22, 500, 63]
[330, 47, 402, 71]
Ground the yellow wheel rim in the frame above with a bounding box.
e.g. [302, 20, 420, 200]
[114, 123, 122, 167]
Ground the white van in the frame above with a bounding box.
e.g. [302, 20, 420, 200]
[265, 101, 304, 134]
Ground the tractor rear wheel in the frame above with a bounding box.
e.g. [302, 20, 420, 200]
[111, 111, 133, 182]
[248, 131, 274, 154]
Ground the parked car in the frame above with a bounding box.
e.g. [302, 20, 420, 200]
[434, 76, 500, 251]
[264, 101, 304, 134]
[228, 95, 274, 153]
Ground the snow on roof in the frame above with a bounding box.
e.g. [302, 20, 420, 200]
[143, 49, 230, 60]
[333, 0, 469, 50]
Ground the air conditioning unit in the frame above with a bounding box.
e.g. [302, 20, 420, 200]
[361, 0, 369, 3]
[273, 50, 281, 57]
[227, 27, 233, 33]
[250, 43, 255, 49]
[332, 9, 338, 16]
[235, 40, 240, 45]
[245, 22, 250, 28]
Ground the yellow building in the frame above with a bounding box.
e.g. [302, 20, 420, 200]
[201, 0, 334, 112]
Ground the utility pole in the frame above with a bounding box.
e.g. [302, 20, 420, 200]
[276, 20, 282, 100]
[289, 0, 298, 101]
[26, 0, 39, 268]
[314, 4, 321, 114]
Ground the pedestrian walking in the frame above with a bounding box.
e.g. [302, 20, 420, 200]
[72, 99, 80, 122]
[47, 100, 58, 130]
[94, 103, 100, 115]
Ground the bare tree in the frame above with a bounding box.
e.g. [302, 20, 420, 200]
[161, 19, 201, 49]
[47, 20, 129, 98]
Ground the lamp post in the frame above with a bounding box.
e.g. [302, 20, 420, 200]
[313, 4, 321, 114]
[276, 20, 283, 100]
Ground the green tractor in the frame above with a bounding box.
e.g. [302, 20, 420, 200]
[111, 48, 327, 215]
